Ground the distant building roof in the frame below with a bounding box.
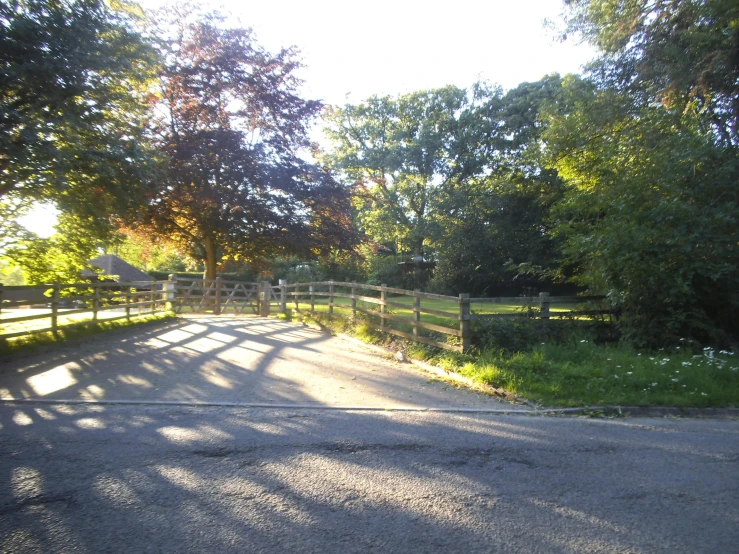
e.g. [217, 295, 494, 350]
[87, 254, 153, 283]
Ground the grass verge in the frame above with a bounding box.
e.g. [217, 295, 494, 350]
[286, 308, 738, 408]
[0, 311, 176, 356]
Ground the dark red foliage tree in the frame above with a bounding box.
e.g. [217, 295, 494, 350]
[145, 12, 356, 279]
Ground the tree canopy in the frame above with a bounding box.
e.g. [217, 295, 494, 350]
[0, 0, 159, 241]
[141, 10, 356, 280]
[563, 0, 739, 147]
[325, 84, 497, 260]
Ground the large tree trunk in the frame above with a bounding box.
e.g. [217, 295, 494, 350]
[203, 236, 218, 281]
[414, 237, 424, 260]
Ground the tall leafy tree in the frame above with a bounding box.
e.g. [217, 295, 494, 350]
[0, 0, 159, 240]
[144, 11, 356, 280]
[328, 78, 567, 295]
[562, 0, 739, 147]
[431, 76, 567, 295]
[5, 213, 106, 284]
[326, 84, 500, 260]
[542, 75, 739, 345]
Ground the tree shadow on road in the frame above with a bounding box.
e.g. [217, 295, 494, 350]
[0, 401, 737, 553]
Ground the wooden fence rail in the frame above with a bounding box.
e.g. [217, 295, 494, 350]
[2, 276, 610, 353]
[281, 281, 609, 353]
[0, 280, 171, 341]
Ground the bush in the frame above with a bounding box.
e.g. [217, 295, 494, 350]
[471, 318, 542, 352]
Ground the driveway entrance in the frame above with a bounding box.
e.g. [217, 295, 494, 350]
[0, 316, 521, 410]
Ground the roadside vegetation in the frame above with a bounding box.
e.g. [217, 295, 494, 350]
[287, 307, 738, 408]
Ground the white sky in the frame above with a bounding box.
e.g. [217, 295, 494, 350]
[227, 0, 593, 105]
[20, 0, 594, 238]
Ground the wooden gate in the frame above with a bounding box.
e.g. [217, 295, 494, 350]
[172, 277, 263, 315]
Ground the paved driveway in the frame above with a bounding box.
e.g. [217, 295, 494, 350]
[0, 316, 520, 410]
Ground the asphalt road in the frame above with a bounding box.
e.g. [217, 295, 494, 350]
[1, 404, 737, 553]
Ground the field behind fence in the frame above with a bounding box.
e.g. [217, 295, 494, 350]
[283, 281, 610, 353]
[0, 281, 173, 340]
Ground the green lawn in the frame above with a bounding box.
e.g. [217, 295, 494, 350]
[290, 295, 583, 329]
[442, 341, 739, 408]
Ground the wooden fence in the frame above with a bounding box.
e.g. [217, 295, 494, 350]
[282, 281, 609, 353]
[169, 276, 280, 316]
[2, 276, 609, 353]
[0, 280, 172, 341]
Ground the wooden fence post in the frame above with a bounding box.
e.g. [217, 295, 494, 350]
[539, 292, 550, 333]
[351, 282, 357, 318]
[310, 284, 315, 314]
[413, 289, 421, 339]
[459, 293, 470, 353]
[92, 283, 100, 324]
[51, 283, 60, 337]
[279, 280, 287, 313]
[167, 274, 177, 312]
[329, 280, 334, 315]
[124, 282, 131, 321]
[260, 281, 271, 317]
[214, 276, 222, 315]
[151, 282, 157, 314]
[380, 284, 387, 331]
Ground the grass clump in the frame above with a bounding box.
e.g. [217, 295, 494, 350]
[448, 340, 739, 408]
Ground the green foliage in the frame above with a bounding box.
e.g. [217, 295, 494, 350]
[365, 255, 429, 290]
[0, 0, 159, 239]
[108, 229, 186, 272]
[0, 259, 25, 286]
[471, 318, 544, 353]
[327, 77, 570, 296]
[4, 213, 105, 284]
[0, 198, 35, 251]
[326, 84, 500, 259]
[543, 75, 739, 346]
[452, 342, 739, 408]
[563, 0, 739, 147]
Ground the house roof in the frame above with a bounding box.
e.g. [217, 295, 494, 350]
[87, 254, 153, 283]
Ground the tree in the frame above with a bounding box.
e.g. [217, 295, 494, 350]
[0, 0, 159, 240]
[143, 11, 356, 280]
[0, 197, 34, 251]
[562, 0, 739, 147]
[108, 227, 187, 272]
[542, 75, 739, 345]
[328, 77, 567, 295]
[430, 77, 568, 295]
[325, 84, 500, 260]
[5, 213, 106, 284]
